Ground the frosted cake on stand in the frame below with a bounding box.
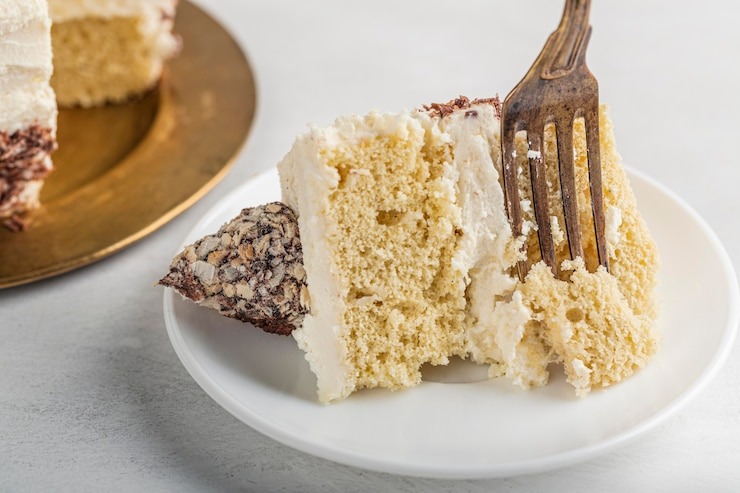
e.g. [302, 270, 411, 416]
[0, 0, 57, 231]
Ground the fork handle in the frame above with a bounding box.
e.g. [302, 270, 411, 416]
[542, 0, 592, 79]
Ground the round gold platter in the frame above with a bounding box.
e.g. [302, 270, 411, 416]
[0, 1, 256, 289]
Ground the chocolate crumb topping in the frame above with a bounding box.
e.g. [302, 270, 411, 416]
[0, 125, 56, 174]
[159, 202, 309, 335]
[422, 95, 502, 119]
[1, 124, 57, 229]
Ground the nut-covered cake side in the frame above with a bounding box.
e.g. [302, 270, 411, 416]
[159, 202, 309, 335]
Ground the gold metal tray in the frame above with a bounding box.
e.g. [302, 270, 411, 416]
[0, 1, 256, 289]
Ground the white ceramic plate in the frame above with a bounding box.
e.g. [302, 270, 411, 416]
[163, 168, 739, 479]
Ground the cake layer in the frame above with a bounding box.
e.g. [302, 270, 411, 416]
[48, 0, 179, 107]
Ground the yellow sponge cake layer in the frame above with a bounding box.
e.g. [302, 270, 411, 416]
[48, 0, 179, 107]
[323, 116, 468, 392]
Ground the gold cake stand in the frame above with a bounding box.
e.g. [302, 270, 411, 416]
[0, 1, 256, 289]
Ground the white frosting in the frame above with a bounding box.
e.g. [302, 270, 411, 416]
[0, 86, 56, 131]
[455, 116, 552, 386]
[570, 358, 592, 396]
[0, 0, 47, 28]
[605, 205, 623, 258]
[48, 0, 176, 22]
[0, 0, 55, 132]
[551, 215, 565, 247]
[17, 180, 44, 205]
[432, 105, 524, 368]
[279, 124, 353, 404]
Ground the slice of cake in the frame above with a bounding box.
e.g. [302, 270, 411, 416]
[162, 96, 659, 404]
[279, 97, 521, 402]
[0, 0, 57, 231]
[279, 97, 658, 403]
[48, 0, 180, 107]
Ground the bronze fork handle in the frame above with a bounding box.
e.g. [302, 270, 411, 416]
[542, 0, 592, 79]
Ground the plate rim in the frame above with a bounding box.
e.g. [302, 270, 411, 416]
[163, 166, 740, 479]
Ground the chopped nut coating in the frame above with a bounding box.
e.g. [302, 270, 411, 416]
[159, 202, 308, 335]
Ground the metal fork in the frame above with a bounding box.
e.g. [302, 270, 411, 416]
[500, 0, 608, 280]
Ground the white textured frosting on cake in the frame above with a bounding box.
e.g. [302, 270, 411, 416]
[48, 0, 179, 107]
[48, 0, 176, 21]
[0, 0, 55, 131]
[279, 97, 659, 403]
[0, 0, 57, 229]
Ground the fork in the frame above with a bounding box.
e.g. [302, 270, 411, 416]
[500, 0, 608, 280]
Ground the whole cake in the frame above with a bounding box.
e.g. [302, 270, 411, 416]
[162, 96, 659, 404]
[0, 0, 57, 231]
[0, 0, 179, 228]
[48, 0, 180, 107]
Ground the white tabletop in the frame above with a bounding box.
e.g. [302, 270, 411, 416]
[3, 1, 740, 490]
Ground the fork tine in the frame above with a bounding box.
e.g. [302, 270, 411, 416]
[527, 129, 557, 275]
[555, 120, 584, 262]
[500, 117, 528, 280]
[499, 0, 599, 279]
[584, 102, 609, 271]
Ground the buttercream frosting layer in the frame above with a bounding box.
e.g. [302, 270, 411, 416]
[0, 0, 55, 132]
[48, 0, 177, 22]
